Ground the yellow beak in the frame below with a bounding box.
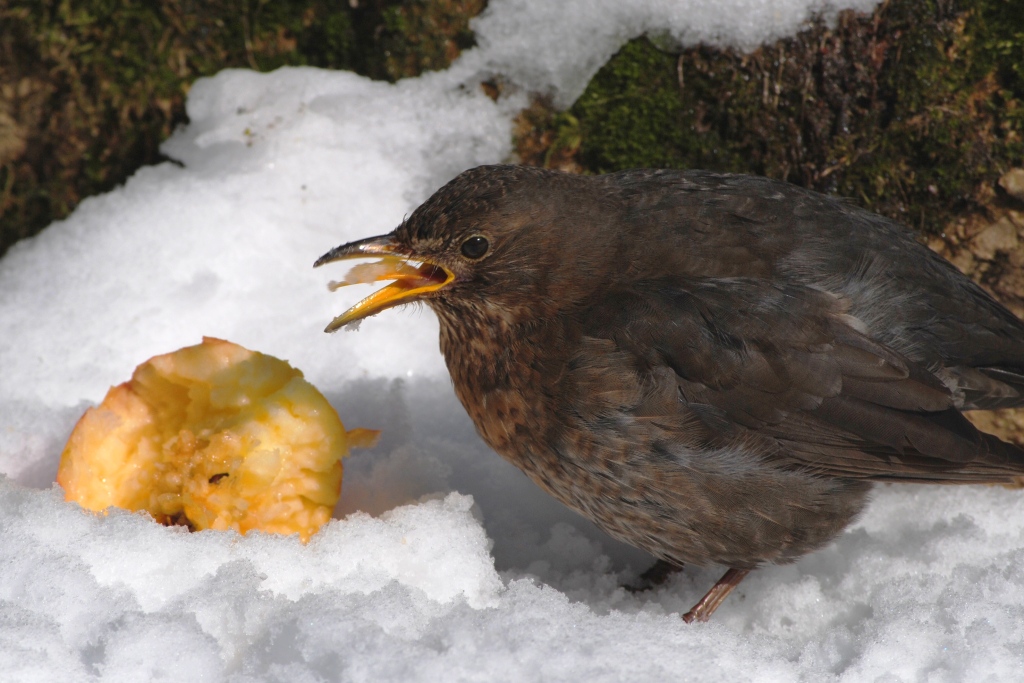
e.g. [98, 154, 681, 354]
[314, 235, 454, 332]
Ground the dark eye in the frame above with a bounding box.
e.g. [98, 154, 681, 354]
[460, 235, 489, 259]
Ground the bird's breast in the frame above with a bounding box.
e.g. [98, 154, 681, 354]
[439, 316, 544, 446]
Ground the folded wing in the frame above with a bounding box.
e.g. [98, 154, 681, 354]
[590, 277, 1024, 483]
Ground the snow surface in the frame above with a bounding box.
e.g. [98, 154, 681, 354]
[5, 0, 1024, 680]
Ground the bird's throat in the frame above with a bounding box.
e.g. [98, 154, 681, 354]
[434, 302, 553, 453]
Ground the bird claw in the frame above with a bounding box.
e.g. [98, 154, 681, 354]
[625, 559, 682, 594]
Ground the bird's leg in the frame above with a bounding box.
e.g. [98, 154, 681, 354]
[626, 559, 682, 593]
[682, 568, 751, 623]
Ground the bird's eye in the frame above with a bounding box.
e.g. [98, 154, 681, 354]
[460, 235, 489, 259]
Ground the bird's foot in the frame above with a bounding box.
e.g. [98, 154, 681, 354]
[625, 559, 682, 594]
[682, 567, 751, 623]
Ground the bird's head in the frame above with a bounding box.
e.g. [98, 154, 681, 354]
[315, 165, 619, 332]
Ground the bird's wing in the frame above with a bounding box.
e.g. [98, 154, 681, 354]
[618, 170, 1024, 410]
[582, 277, 1024, 483]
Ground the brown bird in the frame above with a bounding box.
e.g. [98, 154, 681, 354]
[315, 165, 1024, 622]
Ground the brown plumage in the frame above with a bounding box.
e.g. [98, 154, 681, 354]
[316, 165, 1024, 622]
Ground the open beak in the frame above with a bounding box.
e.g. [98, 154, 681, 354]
[314, 234, 454, 332]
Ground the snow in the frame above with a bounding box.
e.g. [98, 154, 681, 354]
[4, 0, 1024, 680]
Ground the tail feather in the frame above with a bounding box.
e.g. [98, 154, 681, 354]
[947, 365, 1024, 411]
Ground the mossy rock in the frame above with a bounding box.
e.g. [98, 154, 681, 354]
[6, 0, 1024, 259]
[0, 0, 484, 257]
[543, 0, 1024, 236]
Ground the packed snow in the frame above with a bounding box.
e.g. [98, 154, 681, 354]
[5, 0, 1024, 680]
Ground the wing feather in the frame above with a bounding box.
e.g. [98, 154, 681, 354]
[588, 277, 1024, 483]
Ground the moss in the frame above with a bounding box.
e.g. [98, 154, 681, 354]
[0, 0, 485, 257]
[544, 0, 1024, 235]
[374, 0, 484, 82]
[573, 38, 749, 174]
[840, 0, 1023, 230]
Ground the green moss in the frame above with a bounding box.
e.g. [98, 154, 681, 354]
[573, 39, 745, 173]
[565, 0, 1024, 235]
[373, 0, 483, 82]
[840, 0, 1023, 229]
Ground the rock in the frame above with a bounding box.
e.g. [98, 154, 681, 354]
[971, 217, 1019, 261]
[999, 168, 1024, 201]
[948, 248, 977, 276]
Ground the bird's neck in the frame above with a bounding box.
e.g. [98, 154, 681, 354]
[435, 300, 527, 388]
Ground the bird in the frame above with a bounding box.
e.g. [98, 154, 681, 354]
[315, 164, 1024, 622]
